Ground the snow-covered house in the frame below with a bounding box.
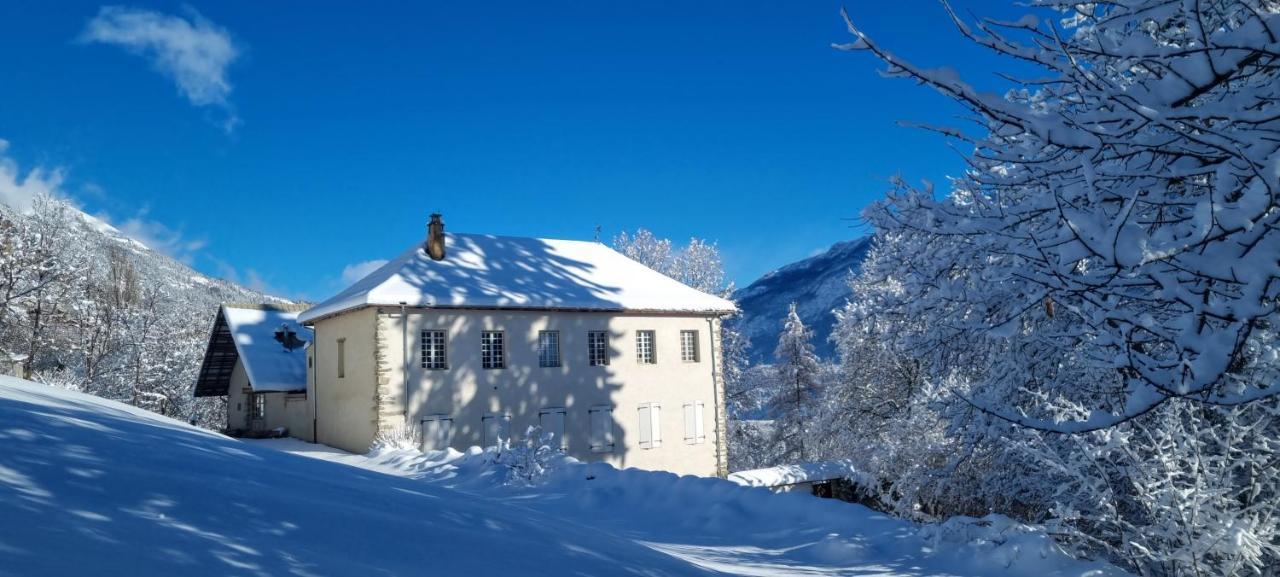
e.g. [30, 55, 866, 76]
[195, 303, 314, 438]
[296, 215, 736, 477]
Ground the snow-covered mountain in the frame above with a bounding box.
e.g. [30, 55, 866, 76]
[731, 237, 872, 363]
[1, 200, 285, 307]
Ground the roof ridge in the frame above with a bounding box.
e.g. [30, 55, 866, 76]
[223, 302, 312, 313]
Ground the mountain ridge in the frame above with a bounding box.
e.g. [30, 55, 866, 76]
[731, 237, 872, 363]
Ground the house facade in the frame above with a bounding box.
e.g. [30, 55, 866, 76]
[298, 216, 736, 477]
[195, 303, 314, 439]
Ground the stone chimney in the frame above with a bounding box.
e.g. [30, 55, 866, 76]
[426, 213, 446, 261]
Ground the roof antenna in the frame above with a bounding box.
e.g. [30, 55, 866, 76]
[594, 225, 601, 243]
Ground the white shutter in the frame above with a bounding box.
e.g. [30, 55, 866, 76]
[422, 419, 439, 451]
[684, 402, 706, 444]
[539, 408, 566, 451]
[589, 406, 614, 453]
[684, 403, 696, 443]
[439, 417, 453, 448]
[651, 404, 662, 448]
[482, 416, 494, 447]
[695, 401, 705, 443]
[421, 415, 453, 451]
[638, 404, 653, 449]
[483, 413, 509, 448]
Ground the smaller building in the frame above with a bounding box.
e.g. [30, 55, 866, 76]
[194, 303, 314, 439]
[2, 352, 28, 378]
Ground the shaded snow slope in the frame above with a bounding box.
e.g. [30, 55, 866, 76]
[732, 237, 872, 363]
[0, 377, 709, 577]
[259, 439, 1131, 577]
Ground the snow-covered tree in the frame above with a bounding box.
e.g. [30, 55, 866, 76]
[612, 229, 673, 275]
[826, 1, 1280, 573]
[840, 0, 1280, 431]
[771, 303, 822, 463]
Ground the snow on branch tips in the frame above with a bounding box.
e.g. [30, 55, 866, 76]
[838, 1, 1280, 431]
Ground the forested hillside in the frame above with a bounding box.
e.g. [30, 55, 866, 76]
[0, 195, 288, 427]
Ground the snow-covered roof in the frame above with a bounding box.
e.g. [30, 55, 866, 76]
[223, 305, 309, 393]
[727, 461, 861, 488]
[298, 233, 737, 324]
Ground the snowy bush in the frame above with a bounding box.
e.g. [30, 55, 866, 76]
[495, 426, 560, 487]
[33, 368, 86, 392]
[371, 423, 421, 452]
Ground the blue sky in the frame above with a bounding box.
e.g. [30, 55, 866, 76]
[0, 1, 1030, 299]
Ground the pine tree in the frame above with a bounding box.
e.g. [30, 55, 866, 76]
[771, 303, 821, 463]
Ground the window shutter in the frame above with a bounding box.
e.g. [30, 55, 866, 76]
[540, 409, 565, 451]
[422, 419, 438, 451]
[695, 402, 705, 443]
[650, 404, 662, 448]
[589, 406, 614, 452]
[684, 403, 696, 443]
[638, 405, 653, 449]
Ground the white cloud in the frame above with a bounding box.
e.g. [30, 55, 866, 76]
[81, 6, 241, 132]
[109, 209, 208, 264]
[341, 260, 389, 285]
[0, 138, 207, 264]
[0, 139, 65, 213]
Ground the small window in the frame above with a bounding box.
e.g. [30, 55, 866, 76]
[636, 330, 656, 364]
[683, 402, 706, 444]
[588, 331, 609, 366]
[588, 405, 614, 453]
[420, 414, 453, 451]
[680, 330, 700, 363]
[337, 338, 346, 378]
[482, 412, 511, 447]
[539, 407, 567, 451]
[420, 330, 447, 370]
[638, 402, 662, 449]
[249, 394, 265, 421]
[538, 331, 561, 368]
[481, 331, 506, 370]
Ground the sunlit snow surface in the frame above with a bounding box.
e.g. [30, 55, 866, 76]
[0, 376, 1127, 576]
[257, 438, 1131, 577]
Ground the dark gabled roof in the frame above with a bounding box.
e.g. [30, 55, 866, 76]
[193, 303, 310, 398]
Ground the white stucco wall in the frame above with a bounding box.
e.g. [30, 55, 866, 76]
[357, 308, 725, 477]
[311, 307, 379, 453]
[225, 358, 313, 439]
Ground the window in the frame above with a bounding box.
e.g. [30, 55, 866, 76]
[680, 330, 700, 363]
[420, 414, 453, 451]
[636, 330, 656, 364]
[481, 412, 511, 447]
[537, 331, 561, 368]
[588, 331, 609, 366]
[336, 338, 346, 378]
[588, 405, 614, 453]
[683, 402, 706, 444]
[481, 331, 505, 369]
[420, 330, 447, 369]
[249, 393, 265, 421]
[638, 402, 662, 449]
[539, 407, 567, 451]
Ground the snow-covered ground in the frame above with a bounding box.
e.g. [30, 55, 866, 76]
[0, 376, 1127, 576]
[254, 442, 1129, 577]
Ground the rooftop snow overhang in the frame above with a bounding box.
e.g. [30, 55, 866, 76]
[194, 304, 312, 397]
[296, 233, 739, 325]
